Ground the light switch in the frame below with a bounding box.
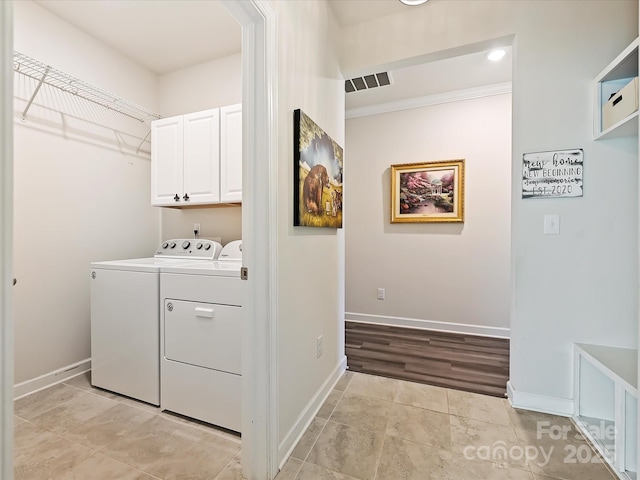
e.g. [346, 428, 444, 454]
[544, 214, 560, 235]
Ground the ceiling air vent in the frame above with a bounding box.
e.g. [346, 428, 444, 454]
[345, 72, 392, 93]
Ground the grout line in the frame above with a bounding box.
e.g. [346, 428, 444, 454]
[212, 452, 242, 480]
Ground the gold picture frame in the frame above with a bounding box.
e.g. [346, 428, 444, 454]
[391, 159, 465, 223]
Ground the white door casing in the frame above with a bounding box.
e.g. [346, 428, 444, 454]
[220, 1, 279, 479]
[0, 1, 14, 478]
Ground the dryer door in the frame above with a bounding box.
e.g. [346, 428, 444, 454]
[163, 299, 241, 375]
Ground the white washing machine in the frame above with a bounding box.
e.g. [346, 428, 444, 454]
[160, 240, 243, 431]
[90, 239, 223, 405]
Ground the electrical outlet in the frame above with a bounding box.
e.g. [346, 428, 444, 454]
[317, 335, 323, 359]
[193, 223, 201, 236]
[377, 288, 385, 300]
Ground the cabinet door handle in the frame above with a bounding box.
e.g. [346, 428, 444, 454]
[173, 194, 180, 202]
[195, 307, 214, 318]
[183, 193, 190, 201]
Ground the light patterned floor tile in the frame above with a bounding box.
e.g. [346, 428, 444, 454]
[329, 392, 392, 433]
[144, 428, 240, 480]
[450, 414, 526, 469]
[450, 454, 534, 480]
[346, 373, 398, 401]
[296, 461, 361, 479]
[215, 454, 244, 480]
[317, 389, 343, 420]
[447, 389, 510, 426]
[50, 452, 158, 480]
[334, 371, 355, 391]
[387, 403, 451, 450]
[14, 421, 93, 480]
[274, 457, 303, 480]
[291, 417, 327, 460]
[15, 383, 87, 420]
[306, 421, 385, 480]
[99, 414, 199, 470]
[30, 391, 119, 435]
[394, 380, 449, 414]
[61, 402, 156, 451]
[375, 436, 452, 480]
[63, 371, 123, 401]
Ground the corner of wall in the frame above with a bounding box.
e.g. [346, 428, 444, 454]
[277, 356, 346, 469]
[507, 381, 574, 417]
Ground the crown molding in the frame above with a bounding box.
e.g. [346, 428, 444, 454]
[346, 82, 512, 119]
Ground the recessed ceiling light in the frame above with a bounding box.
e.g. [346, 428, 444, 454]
[399, 0, 429, 5]
[488, 49, 506, 62]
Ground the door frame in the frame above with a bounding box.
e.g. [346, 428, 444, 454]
[0, 1, 14, 478]
[1, 0, 280, 478]
[221, 1, 279, 479]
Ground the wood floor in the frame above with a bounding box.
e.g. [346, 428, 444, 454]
[345, 321, 509, 398]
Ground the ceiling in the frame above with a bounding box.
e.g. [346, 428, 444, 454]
[33, 0, 242, 75]
[32, 0, 511, 109]
[327, 0, 425, 27]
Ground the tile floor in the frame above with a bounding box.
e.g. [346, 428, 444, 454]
[13, 372, 242, 480]
[13, 371, 617, 480]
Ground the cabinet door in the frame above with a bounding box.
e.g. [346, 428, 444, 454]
[151, 116, 184, 206]
[183, 109, 220, 205]
[220, 104, 242, 203]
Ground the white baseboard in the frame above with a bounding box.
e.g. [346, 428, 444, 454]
[345, 313, 510, 339]
[14, 358, 91, 400]
[278, 356, 347, 469]
[507, 381, 574, 417]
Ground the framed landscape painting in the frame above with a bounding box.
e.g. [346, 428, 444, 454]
[293, 109, 343, 228]
[391, 159, 465, 223]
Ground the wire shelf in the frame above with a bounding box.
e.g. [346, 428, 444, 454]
[13, 51, 161, 124]
[13, 51, 162, 155]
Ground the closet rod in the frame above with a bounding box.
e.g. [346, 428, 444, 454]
[13, 51, 162, 123]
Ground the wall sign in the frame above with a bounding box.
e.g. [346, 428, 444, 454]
[522, 149, 583, 199]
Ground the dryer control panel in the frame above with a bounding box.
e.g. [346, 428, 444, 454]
[154, 239, 223, 260]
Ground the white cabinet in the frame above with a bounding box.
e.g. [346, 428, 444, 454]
[593, 37, 639, 140]
[151, 109, 220, 206]
[151, 105, 242, 207]
[574, 344, 637, 479]
[151, 115, 184, 206]
[220, 103, 243, 203]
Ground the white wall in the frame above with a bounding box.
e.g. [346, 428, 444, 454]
[345, 93, 511, 336]
[158, 53, 242, 117]
[339, 0, 638, 411]
[13, 1, 160, 384]
[273, 0, 345, 465]
[157, 54, 243, 244]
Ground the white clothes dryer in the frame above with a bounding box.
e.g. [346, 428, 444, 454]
[160, 240, 243, 431]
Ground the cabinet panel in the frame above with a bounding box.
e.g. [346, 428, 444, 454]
[183, 109, 220, 204]
[220, 104, 242, 203]
[151, 116, 183, 206]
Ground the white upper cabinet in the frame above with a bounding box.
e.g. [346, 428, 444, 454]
[220, 104, 243, 203]
[151, 116, 184, 206]
[183, 109, 220, 205]
[151, 106, 242, 207]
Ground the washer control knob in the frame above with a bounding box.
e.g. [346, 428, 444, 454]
[169, 242, 176, 249]
[204, 243, 211, 251]
[182, 241, 190, 249]
[196, 243, 203, 250]
[162, 242, 169, 249]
